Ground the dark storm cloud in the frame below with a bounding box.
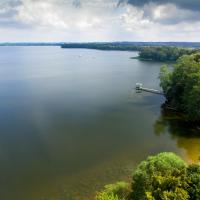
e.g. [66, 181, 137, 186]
[126, 0, 200, 12]
[117, 0, 200, 25]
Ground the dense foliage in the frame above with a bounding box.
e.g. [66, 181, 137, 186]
[61, 43, 200, 52]
[95, 182, 130, 200]
[61, 42, 200, 51]
[139, 47, 198, 61]
[187, 165, 200, 200]
[160, 53, 200, 121]
[131, 152, 189, 200]
[96, 153, 200, 200]
[61, 43, 142, 51]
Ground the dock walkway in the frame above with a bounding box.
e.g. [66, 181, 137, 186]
[136, 83, 164, 95]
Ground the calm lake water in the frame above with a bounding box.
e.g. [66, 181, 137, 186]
[0, 47, 199, 200]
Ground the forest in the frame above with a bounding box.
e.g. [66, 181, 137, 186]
[160, 52, 200, 121]
[138, 46, 198, 61]
[61, 42, 200, 53]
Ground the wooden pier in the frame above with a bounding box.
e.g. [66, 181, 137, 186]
[136, 83, 164, 95]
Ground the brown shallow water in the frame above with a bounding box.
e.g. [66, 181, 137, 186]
[0, 47, 199, 200]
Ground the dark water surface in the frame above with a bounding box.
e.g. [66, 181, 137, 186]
[0, 47, 199, 200]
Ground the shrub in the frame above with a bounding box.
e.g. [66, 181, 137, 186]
[95, 181, 130, 200]
[187, 164, 200, 200]
[95, 153, 200, 200]
[96, 192, 121, 200]
[131, 152, 189, 200]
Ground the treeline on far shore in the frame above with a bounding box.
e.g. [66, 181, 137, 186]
[61, 42, 143, 51]
[60, 42, 200, 50]
[138, 46, 199, 62]
[1, 42, 200, 62]
[61, 43, 200, 62]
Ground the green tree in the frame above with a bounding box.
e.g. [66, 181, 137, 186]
[95, 153, 200, 200]
[187, 164, 200, 200]
[96, 182, 130, 200]
[139, 47, 197, 61]
[160, 53, 200, 121]
[131, 152, 189, 200]
[159, 65, 172, 97]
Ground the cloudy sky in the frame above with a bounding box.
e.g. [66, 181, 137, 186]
[0, 0, 200, 42]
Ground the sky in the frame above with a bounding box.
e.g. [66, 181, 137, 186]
[1, 0, 200, 42]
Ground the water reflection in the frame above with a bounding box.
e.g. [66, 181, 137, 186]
[154, 109, 200, 163]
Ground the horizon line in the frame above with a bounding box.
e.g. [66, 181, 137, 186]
[1, 41, 200, 43]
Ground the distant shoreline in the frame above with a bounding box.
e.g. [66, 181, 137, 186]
[1, 42, 200, 48]
[0, 43, 63, 46]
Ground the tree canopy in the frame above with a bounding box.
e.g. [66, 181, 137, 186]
[96, 152, 200, 200]
[139, 47, 198, 61]
[95, 182, 130, 200]
[131, 152, 189, 200]
[160, 52, 200, 121]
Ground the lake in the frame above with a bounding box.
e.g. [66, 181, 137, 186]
[0, 47, 199, 200]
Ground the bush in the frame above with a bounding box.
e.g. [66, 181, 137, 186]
[131, 152, 189, 200]
[95, 181, 130, 200]
[187, 164, 200, 200]
[95, 153, 200, 200]
[96, 192, 121, 200]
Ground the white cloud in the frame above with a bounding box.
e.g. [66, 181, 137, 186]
[0, 0, 200, 41]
